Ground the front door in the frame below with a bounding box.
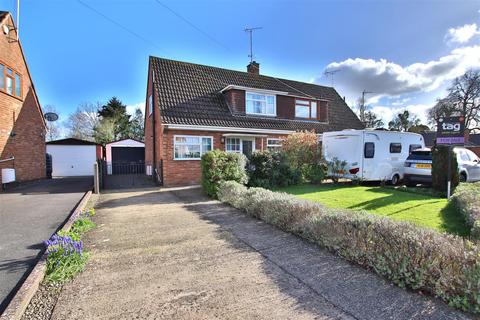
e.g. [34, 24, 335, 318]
[242, 140, 253, 157]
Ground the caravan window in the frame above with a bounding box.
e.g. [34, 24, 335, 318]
[390, 143, 402, 153]
[364, 142, 375, 158]
[409, 144, 422, 154]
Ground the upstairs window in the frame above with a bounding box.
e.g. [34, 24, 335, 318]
[295, 99, 317, 119]
[246, 92, 276, 116]
[0, 62, 22, 99]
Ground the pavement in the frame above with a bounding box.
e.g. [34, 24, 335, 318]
[0, 177, 93, 313]
[52, 187, 472, 319]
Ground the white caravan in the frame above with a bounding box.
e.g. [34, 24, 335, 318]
[322, 129, 425, 184]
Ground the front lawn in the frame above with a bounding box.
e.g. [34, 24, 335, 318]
[279, 184, 469, 236]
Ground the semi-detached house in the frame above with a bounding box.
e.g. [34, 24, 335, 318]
[145, 57, 363, 187]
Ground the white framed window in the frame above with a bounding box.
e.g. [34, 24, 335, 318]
[174, 135, 213, 160]
[295, 99, 318, 119]
[267, 138, 283, 151]
[226, 138, 241, 153]
[148, 95, 153, 116]
[246, 91, 276, 116]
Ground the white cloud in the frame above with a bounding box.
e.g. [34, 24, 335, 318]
[321, 45, 480, 103]
[370, 104, 432, 126]
[445, 23, 479, 44]
[126, 102, 145, 116]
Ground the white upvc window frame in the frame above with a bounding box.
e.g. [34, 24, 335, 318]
[173, 135, 213, 160]
[245, 91, 277, 117]
[266, 138, 284, 151]
[148, 94, 153, 116]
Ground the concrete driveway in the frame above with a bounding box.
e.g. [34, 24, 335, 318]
[51, 187, 471, 319]
[0, 177, 92, 312]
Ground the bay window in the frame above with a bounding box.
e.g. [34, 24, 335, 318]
[174, 135, 212, 160]
[295, 99, 318, 119]
[0, 62, 22, 99]
[246, 92, 276, 116]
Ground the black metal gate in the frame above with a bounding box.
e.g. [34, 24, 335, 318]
[99, 160, 161, 190]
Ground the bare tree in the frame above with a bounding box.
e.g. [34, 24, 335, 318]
[363, 110, 384, 128]
[428, 70, 480, 132]
[42, 105, 61, 141]
[65, 102, 100, 141]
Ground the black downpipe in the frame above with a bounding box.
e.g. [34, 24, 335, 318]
[151, 69, 157, 183]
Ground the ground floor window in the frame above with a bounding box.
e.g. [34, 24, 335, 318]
[267, 138, 283, 151]
[226, 138, 241, 153]
[174, 135, 212, 160]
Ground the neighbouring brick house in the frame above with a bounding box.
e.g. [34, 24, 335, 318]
[145, 57, 363, 187]
[0, 11, 46, 183]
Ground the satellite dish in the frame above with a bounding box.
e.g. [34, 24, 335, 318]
[44, 112, 59, 122]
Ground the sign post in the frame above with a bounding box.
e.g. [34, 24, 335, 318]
[436, 116, 465, 199]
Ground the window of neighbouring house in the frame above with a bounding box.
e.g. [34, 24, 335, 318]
[295, 99, 318, 119]
[0, 64, 4, 90]
[267, 138, 283, 151]
[0, 63, 22, 98]
[226, 138, 241, 153]
[174, 135, 213, 160]
[148, 95, 153, 116]
[246, 92, 276, 116]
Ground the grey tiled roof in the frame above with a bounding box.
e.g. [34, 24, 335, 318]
[150, 56, 364, 133]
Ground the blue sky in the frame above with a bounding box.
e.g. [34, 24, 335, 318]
[2, 0, 480, 127]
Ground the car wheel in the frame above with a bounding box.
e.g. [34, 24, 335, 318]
[390, 174, 400, 186]
[460, 172, 467, 183]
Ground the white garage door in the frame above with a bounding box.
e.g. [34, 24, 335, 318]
[47, 145, 96, 176]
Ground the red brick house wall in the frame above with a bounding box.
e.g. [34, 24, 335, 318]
[160, 129, 287, 187]
[0, 13, 46, 183]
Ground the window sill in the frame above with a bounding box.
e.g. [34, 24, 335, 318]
[173, 158, 201, 161]
[246, 112, 277, 117]
[0, 90, 23, 102]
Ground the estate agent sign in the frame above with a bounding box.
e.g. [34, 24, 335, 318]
[436, 116, 465, 145]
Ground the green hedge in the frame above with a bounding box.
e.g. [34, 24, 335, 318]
[201, 150, 248, 198]
[432, 146, 459, 193]
[247, 151, 302, 188]
[452, 182, 480, 240]
[217, 181, 480, 314]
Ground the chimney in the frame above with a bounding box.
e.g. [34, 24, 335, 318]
[247, 61, 260, 75]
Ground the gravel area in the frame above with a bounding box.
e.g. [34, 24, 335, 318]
[21, 282, 62, 320]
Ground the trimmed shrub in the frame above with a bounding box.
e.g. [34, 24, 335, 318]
[452, 182, 480, 239]
[247, 151, 302, 188]
[282, 130, 319, 168]
[218, 181, 480, 314]
[432, 145, 459, 193]
[201, 150, 248, 198]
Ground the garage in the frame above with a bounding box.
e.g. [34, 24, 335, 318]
[105, 139, 145, 175]
[46, 138, 102, 177]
